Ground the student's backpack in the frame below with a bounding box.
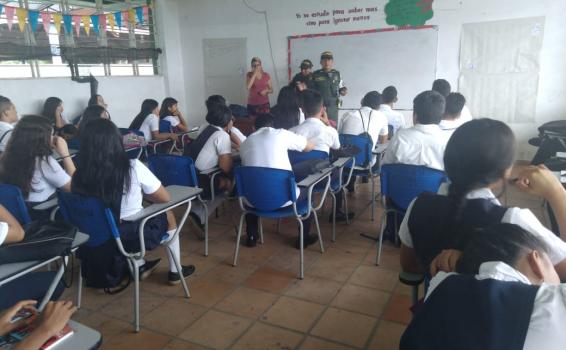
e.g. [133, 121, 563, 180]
[76, 240, 130, 293]
[358, 109, 374, 145]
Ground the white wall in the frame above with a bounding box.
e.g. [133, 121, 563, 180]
[175, 0, 566, 160]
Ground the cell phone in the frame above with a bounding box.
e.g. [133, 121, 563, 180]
[11, 309, 34, 323]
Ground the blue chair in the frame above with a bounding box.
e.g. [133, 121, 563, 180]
[233, 166, 331, 279]
[148, 154, 222, 256]
[57, 191, 190, 332]
[339, 134, 380, 220]
[0, 184, 32, 225]
[376, 164, 447, 265]
[160, 119, 194, 152]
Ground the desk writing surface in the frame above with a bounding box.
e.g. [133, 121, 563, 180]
[122, 186, 202, 222]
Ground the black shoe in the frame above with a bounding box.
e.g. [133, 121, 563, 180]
[168, 265, 196, 285]
[139, 259, 161, 280]
[346, 182, 356, 193]
[245, 234, 258, 247]
[295, 234, 319, 249]
[328, 211, 355, 222]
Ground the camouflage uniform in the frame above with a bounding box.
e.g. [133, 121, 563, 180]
[311, 68, 345, 122]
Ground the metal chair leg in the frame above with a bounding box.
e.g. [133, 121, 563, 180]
[233, 213, 246, 266]
[203, 202, 209, 257]
[297, 218, 304, 279]
[258, 218, 264, 244]
[168, 246, 190, 298]
[376, 211, 388, 265]
[132, 258, 141, 332]
[313, 212, 324, 253]
[77, 263, 83, 309]
[331, 192, 337, 242]
[371, 176, 375, 221]
[343, 188, 351, 225]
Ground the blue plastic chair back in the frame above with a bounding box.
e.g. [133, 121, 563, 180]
[339, 134, 372, 168]
[287, 150, 328, 165]
[235, 166, 297, 211]
[147, 154, 199, 187]
[58, 191, 120, 247]
[67, 138, 80, 150]
[159, 120, 172, 133]
[380, 164, 447, 211]
[0, 184, 31, 225]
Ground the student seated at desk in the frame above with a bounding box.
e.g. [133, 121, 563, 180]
[0, 96, 18, 153]
[239, 113, 316, 248]
[432, 78, 472, 125]
[160, 97, 189, 133]
[382, 90, 449, 171]
[42, 97, 70, 130]
[379, 86, 406, 135]
[129, 99, 178, 145]
[398, 119, 566, 282]
[401, 224, 566, 350]
[72, 119, 195, 285]
[439, 92, 466, 138]
[272, 86, 305, 130]
[202, 95, 246, 149]
[0, 300, 76, 350]
[0, 115, 75, 221]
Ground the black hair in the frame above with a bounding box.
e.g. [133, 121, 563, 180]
[432, 79, 451, 98]
[456, 223, 550, 275]
[0, 95, 13, 116]
[413, 90, 445, 124]
[73, 118, 131, 218]
[445, 93, 466, 118]
[129, 99, 158, 130]
[159, 97, 178, 119]
[205, 95, 227, 111]
[381, 86, 398, 104]
[273, 86, 300, 129]
[42, 97, 63, 126]
[361, 91, 381, 109]
[79, 105, 107, 134]
[300, 89, 323, 117]
[87, 94, 102, 107]
[0, 115, 53, 198]
[444, 118, 516, 225]
[255, 113, 275, 129]
[59, 124, 78, 140]
[206, 105, 232, 128]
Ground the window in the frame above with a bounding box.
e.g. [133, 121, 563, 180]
[0, 0, 160, 79]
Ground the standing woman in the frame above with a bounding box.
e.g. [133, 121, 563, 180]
[42, 97, 69, 129]
[246, 57, 273, 116]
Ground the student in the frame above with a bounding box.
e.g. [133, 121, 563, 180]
[203, 95, 246, 147]
[382, 90, 448, 171]
[401, 224, 565, 350]
[246, 57, 273, 116]
[73, 119, 195, 284]
[271, 86, 305, 130]
[0, 300, 76, 350]
[42, 97, 69, 129]
[0, 115, 75, 220]
[185, 105, 234, 197]
[439, 92, 466, 137]
[0, 96, 18, 153]
[398, 119, 566, 281]
[239, 113, 316, 247]
[379, 86, 406, 134]
[432, 79, 472, 124]
[159, 97, 189, 133]
[129, 99, 178, 144]
[87, 94, 108, 108]
[78, 105, 109, 131]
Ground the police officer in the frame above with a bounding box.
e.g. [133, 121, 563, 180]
[311, 51, 347, 124]
[290, 59, 314, 91]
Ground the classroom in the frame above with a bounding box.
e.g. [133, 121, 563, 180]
[0, 0, 565, 349]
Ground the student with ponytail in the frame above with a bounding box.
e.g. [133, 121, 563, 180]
[129, 99, 178, 144]
[398, 118, 566, 279]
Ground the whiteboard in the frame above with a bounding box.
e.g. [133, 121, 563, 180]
[289, 27, 438, 110]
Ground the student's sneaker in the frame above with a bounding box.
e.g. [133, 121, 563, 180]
[328, 211, 355, 222]
[294, 234, 319, 250]
[139, 259, 161, 280]
[168, 265, 196, 285]
[245, 234, 258, 248]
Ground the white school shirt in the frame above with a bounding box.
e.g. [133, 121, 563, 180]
[199, 123, 246, 143]
[120, 159, 162, 219]
[378, 104, 406, 133]
[438, 119, 460, 140]
[382, 124, 449, 171]
[0, 222, 8, 246]
[27, 156, 71, 203]
[194, 126, 232, 172]
[399, 185, 566, 265]
[164, 115, 181, 128]
[0, 121, 14, 152]
[339, 106, 389, 147]
[290, 118, 340, 154]
[428, 261, 566, 350]
[139, 114, 159, 141]
[459, 105, 473, 124]
[240, 127, 307, 171]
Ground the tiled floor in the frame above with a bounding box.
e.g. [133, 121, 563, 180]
[60, 168, 549, 350]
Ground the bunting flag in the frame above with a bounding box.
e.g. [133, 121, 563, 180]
[16, 8, 27, 32]
[143, 6, 149, 21]
[40, 12, 51, 33]
[99, 13, 106, 32]
[53, 13, 62, 34]
[121, 10, 128, 29]
[81, 15, 91, 35]
[90, 15, 100, 35]
[63, 14, 72, 34]
[107, 13, 115, 31]
[72, 15, 81, 35]
[135, 6, 144, 25]
[28, 10, 39, 32]
[0, 4, 3, 17]
[114, 12, 121, 28]
[128, 9, 136, 27]
[5, 6, 14, 31]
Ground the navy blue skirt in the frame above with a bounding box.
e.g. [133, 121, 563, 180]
[119, 213, 168, 252]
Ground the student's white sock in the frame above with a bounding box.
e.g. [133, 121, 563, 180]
[166, 231, 182, 273]
[134, 259, 146, 268]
